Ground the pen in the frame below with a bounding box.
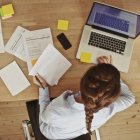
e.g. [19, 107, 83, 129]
[35, 75, 45, 89]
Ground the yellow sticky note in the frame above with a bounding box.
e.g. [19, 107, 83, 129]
[0, 8, 3, 17]
[31, 59, 37, 66]
[80, 52, 92, 63]
[1, 4, 14, 17]
[57, 20, 69, 31]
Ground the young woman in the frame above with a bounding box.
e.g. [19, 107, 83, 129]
[34, 56, 135, 140]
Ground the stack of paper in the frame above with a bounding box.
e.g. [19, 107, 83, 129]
[0, 61, 30, 96]
[0, 4, 14, 19]
[29, 44, 72, 86]
[23, 28, 53, 72]
[5, 26, 53, 67]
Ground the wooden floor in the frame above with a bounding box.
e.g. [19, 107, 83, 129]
[0, 100, 139, 140]
[0, 101, 28, 140]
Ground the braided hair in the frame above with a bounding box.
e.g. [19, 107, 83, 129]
[80, 63, 120, 134]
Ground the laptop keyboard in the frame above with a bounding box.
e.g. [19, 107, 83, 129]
[88, 32, 126, 55]
[94, 12, 129, 32]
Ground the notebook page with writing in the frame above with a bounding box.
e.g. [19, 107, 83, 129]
[29, 44, 72, 86]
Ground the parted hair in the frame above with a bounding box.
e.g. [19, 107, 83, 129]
[80, 63, 120, 134]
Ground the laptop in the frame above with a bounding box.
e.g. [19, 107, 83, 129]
[76, 2, 140, 73]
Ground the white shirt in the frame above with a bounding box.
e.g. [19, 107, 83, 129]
[39, 81, 135, 140]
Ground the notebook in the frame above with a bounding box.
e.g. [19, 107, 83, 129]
[0, 61, 30, 96]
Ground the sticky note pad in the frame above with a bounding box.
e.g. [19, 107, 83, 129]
[1, 4, 14, 17]
[57, 20, 69, 31]
[80, 52, 92, 63]
[0, 8, 3, 17]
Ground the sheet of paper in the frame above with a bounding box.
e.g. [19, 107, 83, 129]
[29, 44, 72, 86]
[0, 61, 30, 96]
[5, 26, 29, 61]
[0, 20, 5, 53]
[80, 52, 92, 63]
[23, 28, 53, 72]
[57, 20, 69, 31]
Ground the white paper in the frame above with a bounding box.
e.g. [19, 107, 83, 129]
[23, 28, 53, 72]
[0, 20, 5, 53]
[29, 44, 72, 86]
[5, 26, 29, 61]
[0, 61, 30, 96]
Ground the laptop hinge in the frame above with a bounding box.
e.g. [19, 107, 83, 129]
[91, 25, 129, 39]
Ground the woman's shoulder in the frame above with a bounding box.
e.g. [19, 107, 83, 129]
[49, 90, 74, 105]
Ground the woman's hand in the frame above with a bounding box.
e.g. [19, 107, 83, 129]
[33, 74, 49, 89]
[97, 55, 112, 64]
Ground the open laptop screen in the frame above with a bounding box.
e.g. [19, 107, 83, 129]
[87, 2, 140, 38]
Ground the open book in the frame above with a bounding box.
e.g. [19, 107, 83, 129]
[29, 44, 72, 86]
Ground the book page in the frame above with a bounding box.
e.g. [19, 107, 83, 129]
[5, 26, 29, 61]
[0, 20, 5, 53]
[29, 44, 72, 86]
[23, 28, 53, 72]
[0, 61, 30, 96]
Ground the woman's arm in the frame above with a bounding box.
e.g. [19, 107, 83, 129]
[112, 80, 135, 113]
[33, 74, 51, 113]
[39, 87, 50, 113]
[97, 56, 135, 112]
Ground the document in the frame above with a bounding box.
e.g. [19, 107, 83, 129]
[5, 26, 29, 61]
[29, 44, 72, 86]
[23, 28, 53, 72]
[0, 20, 5, 53]
[0, 61, 30, 96]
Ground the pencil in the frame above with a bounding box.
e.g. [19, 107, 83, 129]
[35, 75, 45, 89]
